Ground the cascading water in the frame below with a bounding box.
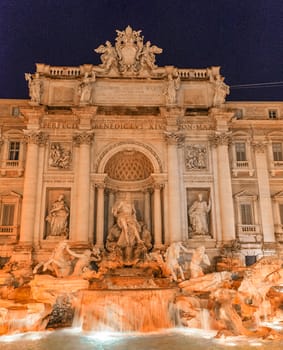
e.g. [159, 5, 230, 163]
[73, 288, 178, 332]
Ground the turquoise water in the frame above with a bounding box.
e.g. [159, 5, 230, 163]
[0, 328, 282, 350]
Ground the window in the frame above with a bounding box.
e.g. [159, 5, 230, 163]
[8, 141, 20, 161]
[268, 110, 278, 119]
[240, 203, 253, 225]
[1, 204, 15, 226]
[235, 142, 247, 161]
[11, 107, 20, 117]
[272, 143, 283, 161]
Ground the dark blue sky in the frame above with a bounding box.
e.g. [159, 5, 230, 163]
[0, 0, 282, 100]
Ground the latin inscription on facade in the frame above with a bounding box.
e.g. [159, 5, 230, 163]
[94, 81, 164, 105]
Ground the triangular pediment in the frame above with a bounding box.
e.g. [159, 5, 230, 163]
[234, 190, 257, 199]
[0, 190, 22, 198]
[273, 191, 283, 199]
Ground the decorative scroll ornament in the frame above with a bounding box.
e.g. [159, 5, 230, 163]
[209, 132, 231, 147]
[73, 132, 94, 146]
[94, 25, 162, 76]
[164, 132, 185, 147]
[24, 131, 48, 146]
[252, 141, 266, 153]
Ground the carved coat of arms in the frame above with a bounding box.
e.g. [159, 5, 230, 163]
[95, 25, 162, 76]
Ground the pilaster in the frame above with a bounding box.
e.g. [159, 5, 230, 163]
[252, 140, 276, 244]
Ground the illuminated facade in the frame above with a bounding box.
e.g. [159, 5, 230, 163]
[0, 26, 283, 263]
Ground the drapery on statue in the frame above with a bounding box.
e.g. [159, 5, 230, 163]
[78, 71, 96, 104]
[46, 194, 69, 237]
[189, 246, 211, 279]
[164, 71, 180, 105]
[106, 196, 150, 263]
[213, 74, 230, 107]
[165, 242, 190, 281]
[188, 193, 211, 235]
[25, 73, 42, 104]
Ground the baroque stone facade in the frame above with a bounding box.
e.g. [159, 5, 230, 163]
[0, 26, 283, 263]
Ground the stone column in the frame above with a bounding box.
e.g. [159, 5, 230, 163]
[253, 141, 275, 243]
[20, 131, 47, 244]
[73, 132, 94, 243]
[153, 184, 163, 246]
[211, 132, 235, 242]
[107, 189, 115, 230]
[165, 132, 184, 242]
[96, 183, 105, 248]
[143, 189, 151, 230]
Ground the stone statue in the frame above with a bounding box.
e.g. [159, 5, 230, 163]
[188, 193, 211, 235]
[189, 246, 210, 279]
[112, 197, 142, 248]
[164, 72, 180, 105]
[46, 194, 69, 237]
[213, 75, 230, 107]
[33, 241, 72, 277]
[25, 73, 42, 104]
[78, 71, 96, 104]
[140, 41, 162, 71]
[66, 247, 101, 276]
[94, 26, 162, 76]
[164, 242, 190, 281]
[95, 40, 117, 72]
[106, 196, 151, 264]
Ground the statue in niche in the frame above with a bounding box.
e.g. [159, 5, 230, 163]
[188, 193, 211, 235]
[164, 71, 180, 105]
[46, 194, 69, 238]
[106, 195, 151, 264]
[185, 145, 207, 170]
[78, 71, 96, 104]
[25, 73, 42, 104]
[49, 143, 72, 169]
[213, 74, 230, 107]
[189, 246, 211, 279]
[164, 242, 190, 281]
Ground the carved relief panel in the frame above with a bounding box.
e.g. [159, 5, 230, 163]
[185, 144, 208, 171]
[45, 188, 71, 240]
[48, 142, 72, 170]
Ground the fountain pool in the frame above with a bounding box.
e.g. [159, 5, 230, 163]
[0, 328, 283, 350]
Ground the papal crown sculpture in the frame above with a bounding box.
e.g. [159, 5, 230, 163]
[95, 25, 163, 76]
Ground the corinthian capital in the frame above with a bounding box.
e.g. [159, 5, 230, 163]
[73, 132, 94, 146]
[24, 131, 48, 146]
[209, 132, 231, 147]
[164, 131, 185, 147]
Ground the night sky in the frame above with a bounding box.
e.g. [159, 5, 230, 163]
[0, 0, 282, 101]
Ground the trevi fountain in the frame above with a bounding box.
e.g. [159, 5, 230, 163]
[0, 26, 282, 349]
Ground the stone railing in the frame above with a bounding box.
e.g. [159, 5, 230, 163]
[49, 66, 81, 77]
[235, 160, 249, 168]
[237, 224, 260, 234]
[179, 69, 209, 80]
[0, 160, 24, 176]
[35, 63, 93, 77]
[0, 226, 18, 236]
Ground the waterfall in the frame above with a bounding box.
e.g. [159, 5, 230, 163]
[73, 288, 177, 332]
